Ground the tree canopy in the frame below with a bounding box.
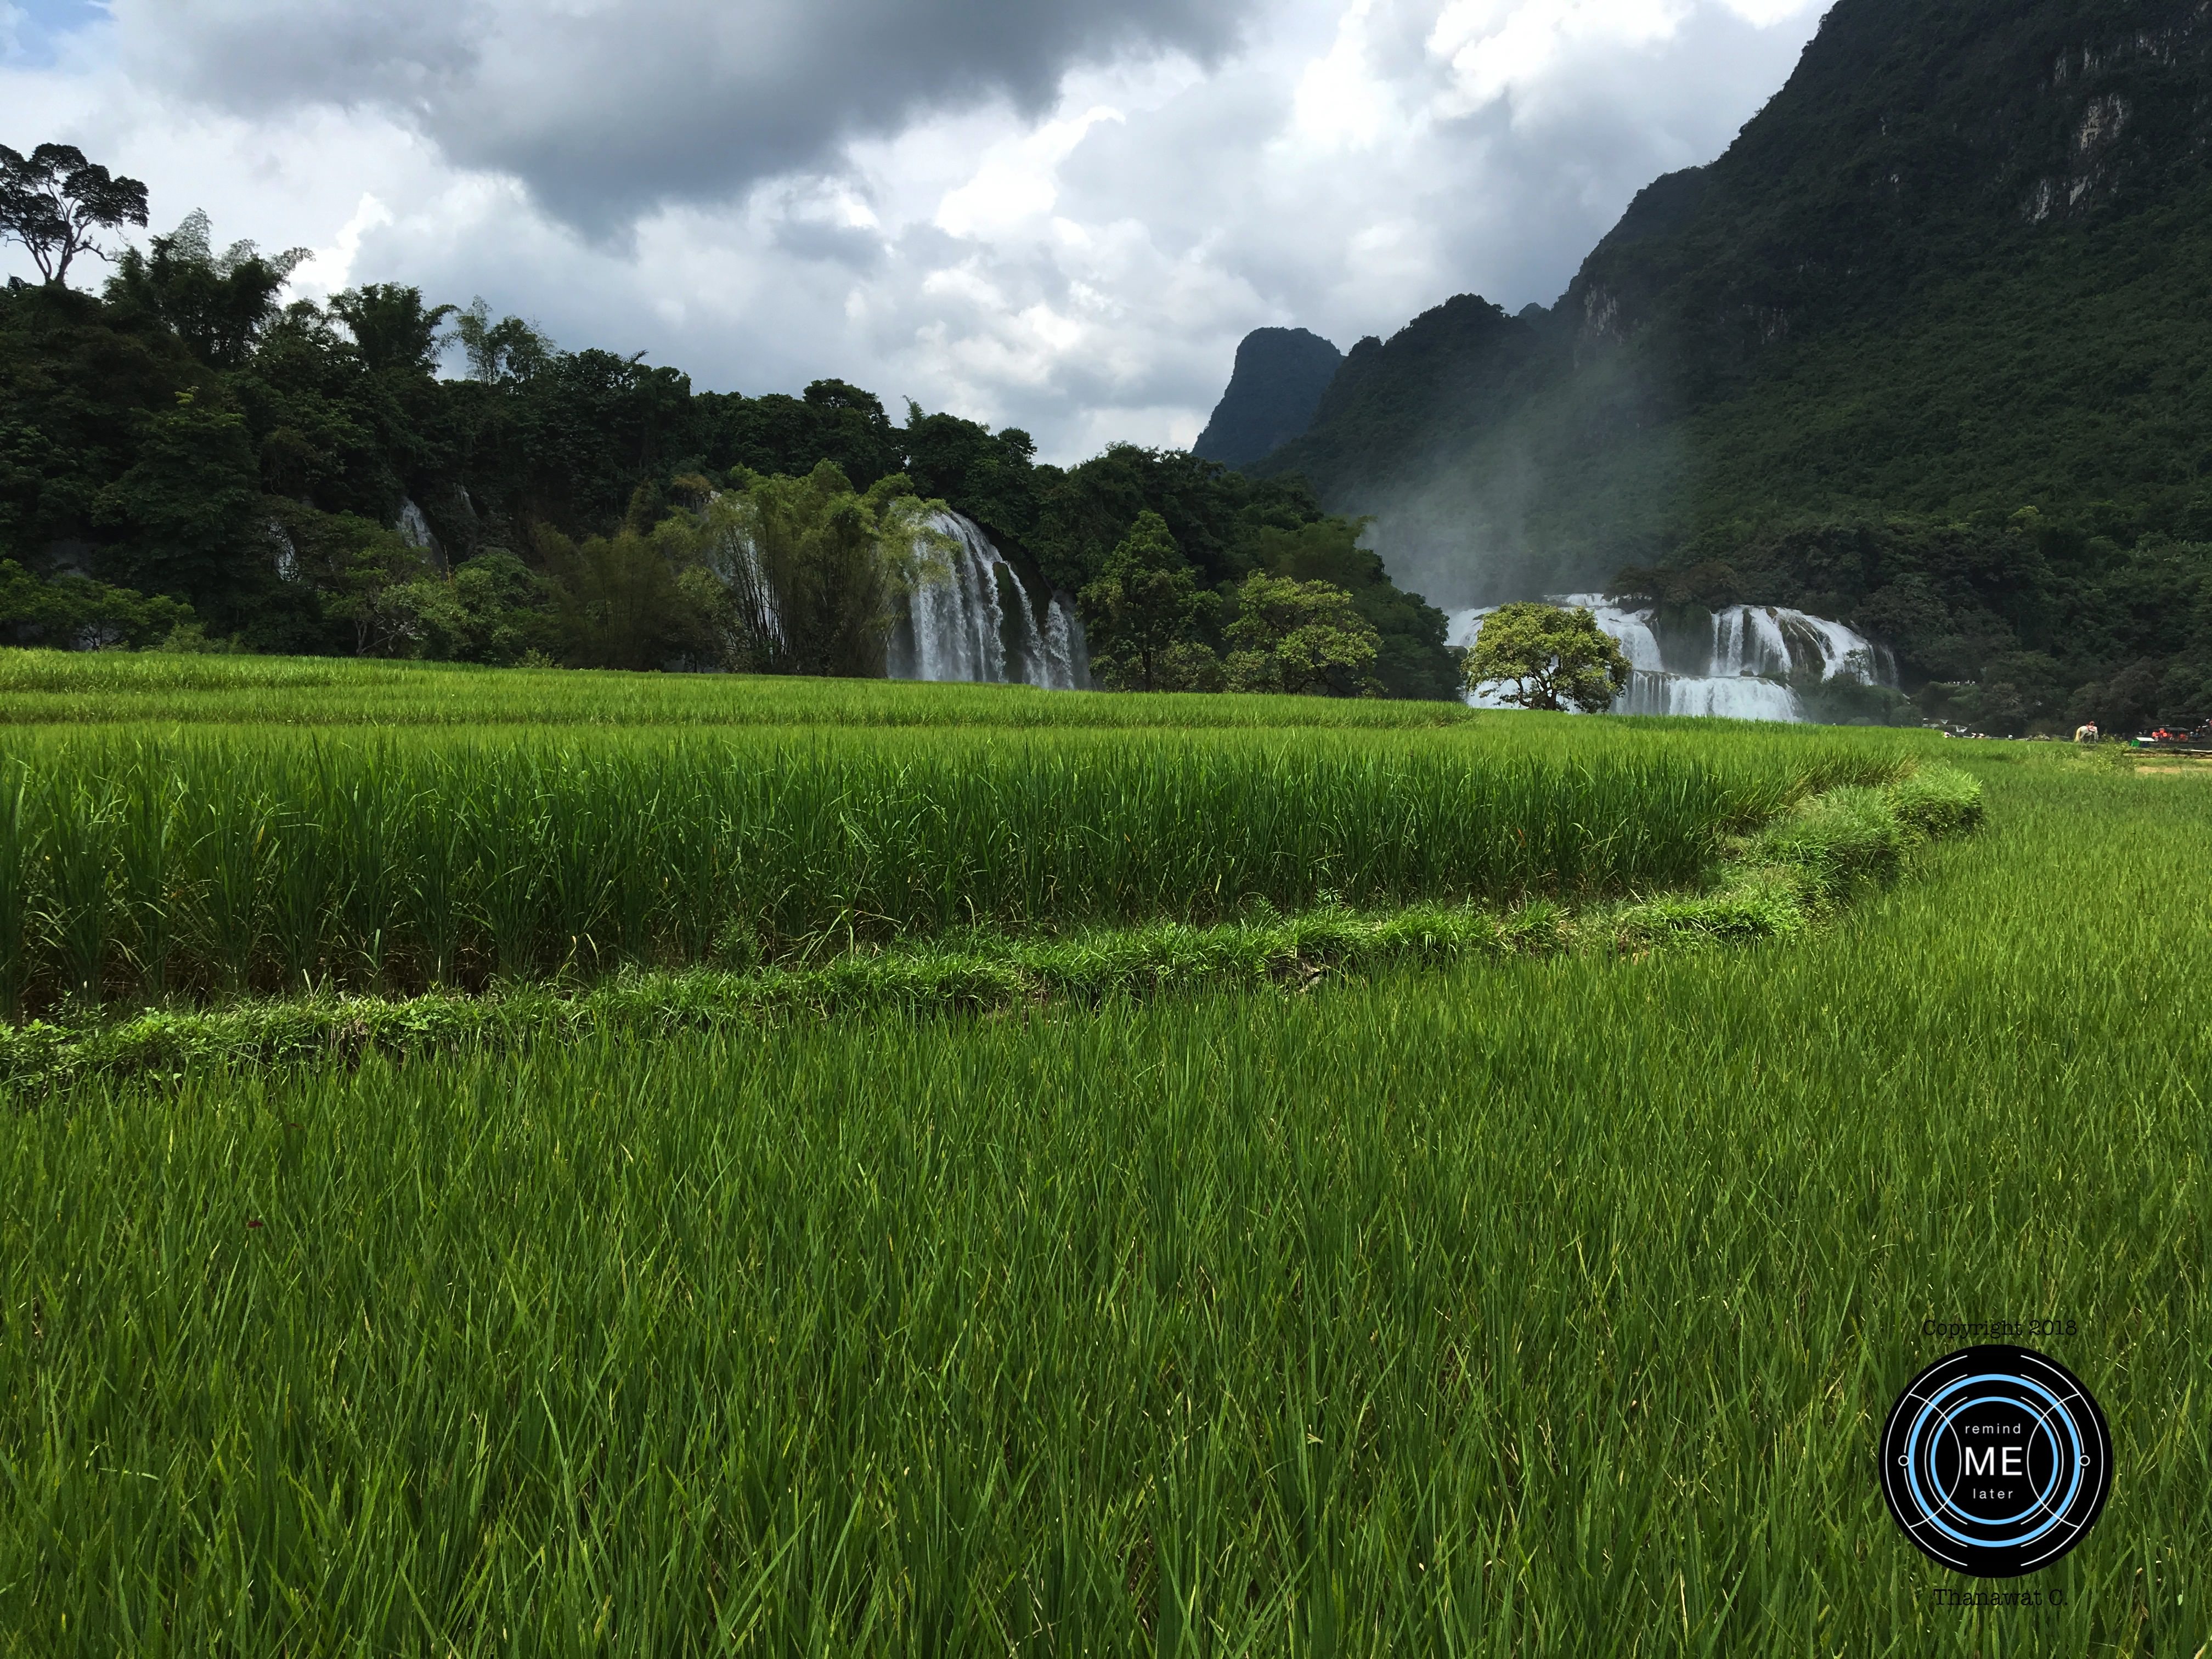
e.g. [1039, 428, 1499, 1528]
[1078, 511, 1218, 693]
[1223, 573, 1383, 698]
[0, 143, 149, 286]
[1466, 603, 1632, 713]
[0, 143, 1462, 697]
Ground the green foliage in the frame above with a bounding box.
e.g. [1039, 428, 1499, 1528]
[1077, 510, 1220, 692]
[0, 759, 1982, 1091]
[91, 390, 264, 612]
[1223, 571, 1384, 697]
[1466, 602, 1633, 712]
[710, 461, 947, 678]
[537, 515, 717, 673]
[439, 551, 561, 665]
[327, 283, 456, 376]
[1037, 449, 1459, 698]
[1244, 515, 1457, 698]
[0, 646, 1513, 728]
[453, 298, 553, 384]
[6, 754, 2202, 1654]
[107, 211, 309, 370]
[896, 403, 1039, 544]
[0, 558, 193, 649]
[1790, 669, 1920, 728]
[282, 507, 432, 657]
[0, 682, 1914, 1012]
[697, 378, 906, 493]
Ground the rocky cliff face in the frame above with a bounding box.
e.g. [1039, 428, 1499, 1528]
[1556, 0, 2212, 369]
[1191, 328, 1344, 469]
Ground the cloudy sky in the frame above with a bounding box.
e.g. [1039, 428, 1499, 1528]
[3, 0, 1826, 462]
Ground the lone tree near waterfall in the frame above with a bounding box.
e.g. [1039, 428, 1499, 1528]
[1466, 602, 1632, 712]
[0, 142, 149, 286]
[1224, 571, 1384, 697]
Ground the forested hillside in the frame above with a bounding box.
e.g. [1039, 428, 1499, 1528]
[1260, 0, 2212, 732]
[0, 197, 1455, 696]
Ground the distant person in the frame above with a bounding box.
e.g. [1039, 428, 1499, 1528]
[2074, 722, 2099, 743]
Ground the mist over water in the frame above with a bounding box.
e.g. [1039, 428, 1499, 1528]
[1319, 320, 1692, 613]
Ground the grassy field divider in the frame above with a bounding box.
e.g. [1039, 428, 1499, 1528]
[0, 766, 1982, 1093]
[1612, 761, 1983, 949]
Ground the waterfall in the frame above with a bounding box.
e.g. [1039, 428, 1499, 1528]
[1041, 596, 1089, 691]
[267, 519, 300, 583]
[394, 497, 443, 569]
[1448, 594, 1897, 724]
[889, 512, 1089, 690]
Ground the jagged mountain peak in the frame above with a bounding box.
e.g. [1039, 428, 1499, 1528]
[1192, 327, 1344, 469]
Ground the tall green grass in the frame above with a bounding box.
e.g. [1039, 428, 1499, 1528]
[0, 647, 1508, 730]
[0, 751, 2200, 1654]
[0, 725, 1909, 1012]
[0, 764, 1985, 1093]
[0, 646, 1933, 742]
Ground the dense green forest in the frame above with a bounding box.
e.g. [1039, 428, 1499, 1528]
[0, 179, 1457, 697]
[1256, 0, 2212, 732]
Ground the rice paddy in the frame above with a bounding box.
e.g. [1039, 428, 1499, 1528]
[0, 716, 1910, 1014]
[0, 649, 1500, 730]
[0, 653, 2202, 1655]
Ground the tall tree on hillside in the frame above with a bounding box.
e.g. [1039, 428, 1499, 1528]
[330, 285, 457, 376]
[455, 299, 554, 385]
[0, 142, 148, 286]
[109, 211, 310, 369]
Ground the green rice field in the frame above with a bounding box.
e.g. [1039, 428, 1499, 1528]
[0, 654, 2203, 1654]
[0, 650, 1496, 730]
[0, 723, 1909, 1012]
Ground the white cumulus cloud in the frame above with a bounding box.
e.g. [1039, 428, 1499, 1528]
[1, 0, 1828, 462]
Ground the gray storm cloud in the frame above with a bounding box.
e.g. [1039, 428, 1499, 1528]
[115, 0, 1268, 232]
[5, 0, 1827, 464]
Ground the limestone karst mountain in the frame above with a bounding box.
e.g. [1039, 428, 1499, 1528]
[1192, 327, 1344, 469]
[1229, 0, 2212, 727]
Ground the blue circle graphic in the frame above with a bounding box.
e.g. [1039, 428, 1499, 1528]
[1879, 1344, 2111, 1577]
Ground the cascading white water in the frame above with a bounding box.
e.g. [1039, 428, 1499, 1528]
[267, 519, 300, 583]
[396, 498, 436, 553]
[1447, 594, 1895, 723]
[1041, 596, 1088, 691]
[888, 512, 1089, 690]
